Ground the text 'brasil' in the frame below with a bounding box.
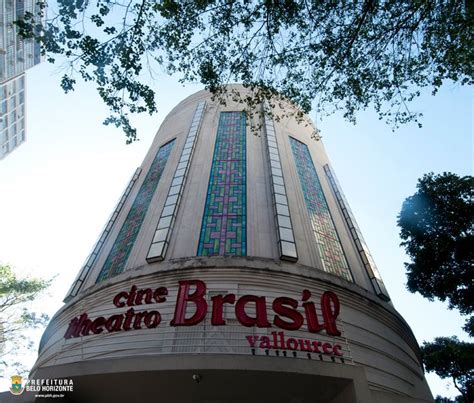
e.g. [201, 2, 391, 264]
[64, 280, 343, 349]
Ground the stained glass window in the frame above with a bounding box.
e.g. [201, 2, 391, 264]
[67, 168, 141, 299]
[97, 139, 175, 282]
[324, 164, 389, 298]
[289, 137, 352, 281]
[147, 101, 206, 262]
[197, 112, 246, 256]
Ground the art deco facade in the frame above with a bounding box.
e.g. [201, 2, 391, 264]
[30, 86, 433, 402]
[0, 0, 41, 159]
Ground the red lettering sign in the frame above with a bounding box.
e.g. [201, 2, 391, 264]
[246, 331, 344, 356]
[64, 280, 343, 343]
[170, 280, 207, 326]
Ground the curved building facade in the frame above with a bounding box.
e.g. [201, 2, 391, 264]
[31, 86, 433, 402]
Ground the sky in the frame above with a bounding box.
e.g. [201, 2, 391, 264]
[0, 59, 472, 398]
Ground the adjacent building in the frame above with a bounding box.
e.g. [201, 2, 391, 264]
[29, 86, 433, 402]
[0, 0, 41, 159]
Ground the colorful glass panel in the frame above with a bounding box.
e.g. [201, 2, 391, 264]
[97, 139, 175, 282]
[197, 112, 246, 256]
[289, 137, 352, 281]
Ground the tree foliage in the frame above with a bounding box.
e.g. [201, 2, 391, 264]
[422, 337, 474, 403]
[0, 264, 51, 376]
[397, 172, 473, 335]
[435, 396, 464, 403]
[17, 0, 474, 142]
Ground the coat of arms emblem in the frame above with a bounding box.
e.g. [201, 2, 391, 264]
[10, 375, 25, 395]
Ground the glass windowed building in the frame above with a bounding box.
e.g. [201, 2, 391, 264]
[29, 86, 433, 403]
[0, 0, 42, 159]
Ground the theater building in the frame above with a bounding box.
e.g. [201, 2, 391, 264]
[29, 86, 433, 402]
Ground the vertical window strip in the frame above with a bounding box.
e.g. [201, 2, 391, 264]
[197, 112, 247, 256]
[263, 104, 297, 261]
[65, 168, 142, 300]
[96, 139, 175, 282]
[147, 101, 206, 262]
[289, 137, 352, 281]
[324, 164, 390, 301]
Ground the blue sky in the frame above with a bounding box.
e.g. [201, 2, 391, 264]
[0, 60, 472, 397]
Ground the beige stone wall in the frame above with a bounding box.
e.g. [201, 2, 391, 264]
[34, 263, 432, 402]
[34, 86, 433, 402]
[76, 86, 378, 291]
